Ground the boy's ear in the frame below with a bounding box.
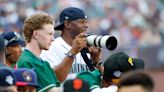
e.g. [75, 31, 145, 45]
[33, 30, 38, 39]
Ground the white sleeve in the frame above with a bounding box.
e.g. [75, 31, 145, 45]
[40, 50, 61, 67]
[91, 85, 118, 92]
[40, 42, 62, 68]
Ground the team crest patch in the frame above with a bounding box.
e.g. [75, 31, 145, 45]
[23, 71, 32, 82]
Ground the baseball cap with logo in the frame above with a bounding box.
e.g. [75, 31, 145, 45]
[13, 68, 38, 87]
[0, 68, 16, 86]
[63, 78, 90, 92]
[103, 52, 145, 83]
[54, 7, 88, 30]
[1, 31, 24, 47]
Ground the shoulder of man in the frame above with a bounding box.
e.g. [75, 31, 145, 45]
[17, 50, 36, 68]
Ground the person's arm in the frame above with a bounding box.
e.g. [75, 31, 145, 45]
[53, 33, 87, 82]
[53, 50, 76, 82]
[88, 46, 101, 67]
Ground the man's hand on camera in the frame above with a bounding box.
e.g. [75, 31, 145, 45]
[87, 46, 101, 66]
[70, 33, 87, 55]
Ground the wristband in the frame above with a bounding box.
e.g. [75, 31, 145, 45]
[65, 51, 76, 58]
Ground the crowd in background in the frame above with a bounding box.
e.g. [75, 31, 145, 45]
[0, 0, 164, 92]
[1, 0, 164, 69]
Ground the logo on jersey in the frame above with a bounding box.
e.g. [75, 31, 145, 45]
[71, 64, 90, 73]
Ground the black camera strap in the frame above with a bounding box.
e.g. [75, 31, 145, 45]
[80, 48, 96, 71]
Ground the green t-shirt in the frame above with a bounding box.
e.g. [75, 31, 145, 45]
[76, 69, 102, 90]
[17, 49, 60, 92]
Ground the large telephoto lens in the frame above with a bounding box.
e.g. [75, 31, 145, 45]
[86, 35, 117, 50]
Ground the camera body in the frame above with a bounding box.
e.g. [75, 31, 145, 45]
[86, 34, 117, 50]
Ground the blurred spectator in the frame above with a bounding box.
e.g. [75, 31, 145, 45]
[118, 70, 154, 92]
[1, 31, 23, 67]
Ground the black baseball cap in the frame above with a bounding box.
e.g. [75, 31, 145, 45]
[63, 78, 90, 92]
[103, 52, 145, 82]
[54, 7, 87, 30]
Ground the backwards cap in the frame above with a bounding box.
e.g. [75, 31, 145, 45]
[103, 52, 144, 82]
[54, 7, 87, 30]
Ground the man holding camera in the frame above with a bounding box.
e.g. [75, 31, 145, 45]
[41, 7, 101, 79]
